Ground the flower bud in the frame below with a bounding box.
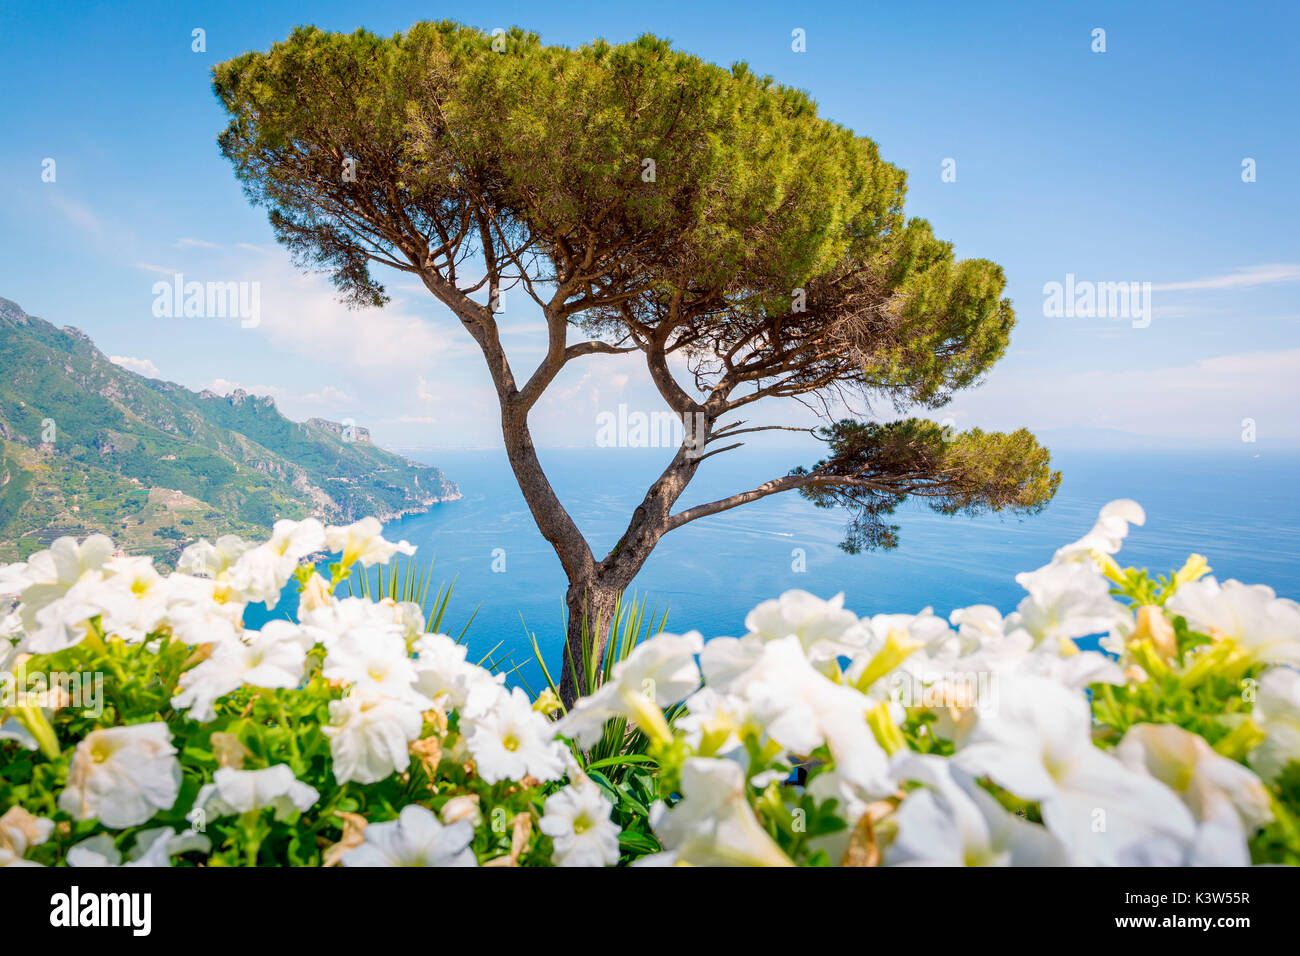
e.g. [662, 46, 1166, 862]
[1131, 605, 1177, 661]
[1173, 553, 1211, 589]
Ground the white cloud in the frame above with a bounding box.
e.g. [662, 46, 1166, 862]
[175, 238, 220, 249]
[1152, 263, 1300, 293]
[109, 355, 161, 378]
[958, 348, 1300, 441]
[241, 253, 459, 376]
[544, 356, 639, 408]
[134, 246, 1300, 450]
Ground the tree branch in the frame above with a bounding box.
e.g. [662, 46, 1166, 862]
[665, 472, 901, 531]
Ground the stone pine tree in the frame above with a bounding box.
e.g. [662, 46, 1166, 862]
[214, 23, 1060, 705]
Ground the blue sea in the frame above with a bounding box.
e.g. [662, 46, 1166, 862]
[358, 447, 1300, 687]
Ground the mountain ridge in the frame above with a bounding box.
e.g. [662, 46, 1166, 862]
[0, 297, 459, 565]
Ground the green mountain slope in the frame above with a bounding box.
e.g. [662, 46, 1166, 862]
[0, 297, 458, 565]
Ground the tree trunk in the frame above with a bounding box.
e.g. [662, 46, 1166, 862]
[418, 280, 712, 709]
[552, 442, 710, 707]
[558, 577, 622, 707]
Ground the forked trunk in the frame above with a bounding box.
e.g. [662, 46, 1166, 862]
[553, 449, 704, 707]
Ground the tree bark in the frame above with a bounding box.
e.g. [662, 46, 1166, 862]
[558, 577, 621, 707]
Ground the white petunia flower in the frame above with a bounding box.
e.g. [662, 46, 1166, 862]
[1006, 560, 1128, 647]
[171, 621, 311, 722]
[99, 556, 169, 643]
[67, 827, 211, 867]
[1116, 723, 1271, 866]
[0, 561, 31, 599]
[300, 595, 403, 648]
[866, 610, 962, 660]
[22, 574, 128, 654]
[65, 834, 122, 867]
[17, 534, 115, 633]
[225, 546, 292, 608]
[322, 625, 427, 704]
[1054, 499, 1145, 562]
[677, 687, 751, 758]
[162, 573, 246, 648]
[464, 686, 566, 784]
[953, 674, 1197, 866]
[221, 519, 325, 609]
[178, 534, 254, 579]
[388, 599, 427, 643]
[193, 765, 319, 820]
[708, 634, 893, 796]
[1167, 578, 1300, 668]
[743, 591, 870, 666]
[643, 757, 791, 867]
[999, 646, 1126, 690]
[59, 723, 181, 828]
[693, 634, 764, 691]
[412, 632, 504, 715]
[556, 631, 703, 747]
[323, 693, 423, 785]
[887, 753, 1066, 866]
[949, 605, 1031, 656]
[1248, 667, 1300, 783]
[341, 805, 477, 867]
[325, 518, 416, 568]
[539, 778, 621, 867]
[265, 518, 326, 564]
[842, 610, 968, 698]
[990, 501, 1145, 656]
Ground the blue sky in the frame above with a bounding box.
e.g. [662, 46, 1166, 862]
[1, 0, 1297, 452]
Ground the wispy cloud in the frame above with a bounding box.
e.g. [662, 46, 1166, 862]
[48, 195, 106, 240]
[1152, 264, 1300, 292]
[134, 262, 180, 276]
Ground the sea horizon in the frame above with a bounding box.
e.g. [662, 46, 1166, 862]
[347, 445, 1300, 685]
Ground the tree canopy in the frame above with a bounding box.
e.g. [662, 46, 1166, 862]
[215, 23, 1017, 414]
